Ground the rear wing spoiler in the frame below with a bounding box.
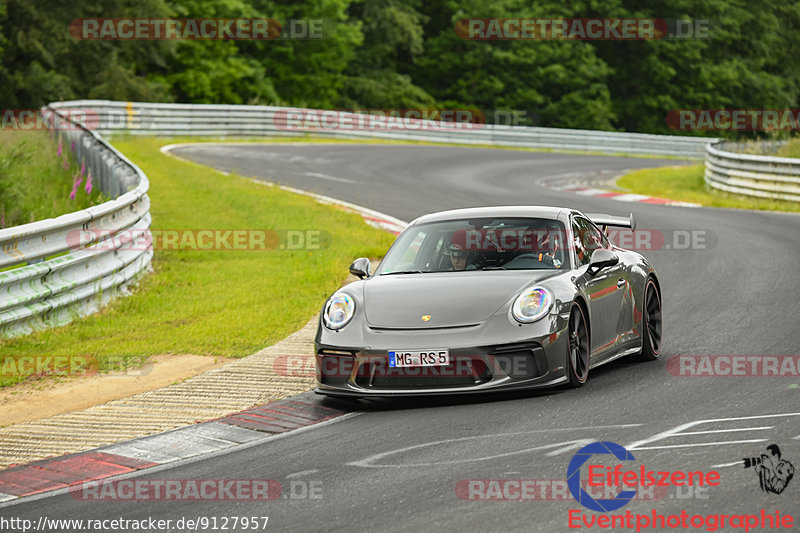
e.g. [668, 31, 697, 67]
[587, 213, 636, 231]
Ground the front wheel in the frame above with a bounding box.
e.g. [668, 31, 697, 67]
[566, 305, 590, 387]
[636, 278, 662, 361]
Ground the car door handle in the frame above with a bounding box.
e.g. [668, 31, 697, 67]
[617, 278, 626, 288]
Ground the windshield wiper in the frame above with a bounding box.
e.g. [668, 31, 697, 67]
[481, 266, 507, 270]
[383, 270, 425, 275]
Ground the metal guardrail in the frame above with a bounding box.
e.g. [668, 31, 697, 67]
[49, 100, 713, 158]
[704, 140, 800, 202]
[0, 106, 152, 338]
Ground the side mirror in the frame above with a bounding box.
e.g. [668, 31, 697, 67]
[587, 249, 619, 276]
[349, 257, 372, 279]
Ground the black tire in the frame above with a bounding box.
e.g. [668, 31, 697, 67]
[567, 305, 590, 387]
[636, 278, 662, 361]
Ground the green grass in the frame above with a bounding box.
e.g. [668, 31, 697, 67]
[0, 130, 108, 228]
[776, 138, 800, 159]
[617, 164, 800, 213]
[0, 137, 395, 387]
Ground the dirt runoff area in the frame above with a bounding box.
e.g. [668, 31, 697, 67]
[0, 354, 226, 427]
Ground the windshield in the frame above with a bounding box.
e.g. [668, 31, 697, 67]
[377, 217, 569, 274]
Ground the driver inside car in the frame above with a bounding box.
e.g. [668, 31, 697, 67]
[444, 244, 476, 271]
[536, 224, 564, 268]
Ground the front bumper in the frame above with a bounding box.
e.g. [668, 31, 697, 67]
[314, 316, 570, 397]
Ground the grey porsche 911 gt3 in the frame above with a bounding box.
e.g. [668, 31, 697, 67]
[314, 206, 662, 397]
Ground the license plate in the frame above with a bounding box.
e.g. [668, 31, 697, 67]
[389, 349, 449, 367]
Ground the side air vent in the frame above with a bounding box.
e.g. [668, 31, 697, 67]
[489, 342, 548, 379]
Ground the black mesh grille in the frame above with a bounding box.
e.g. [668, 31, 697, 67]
[355, 357, 491, 389]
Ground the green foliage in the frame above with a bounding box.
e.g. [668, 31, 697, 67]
[414, 0, 617, 129]
[1, 0, 798, 134]
[776, 138, 800, 159]
[586, 0, 800, 134]
[0, 130, 107, 227]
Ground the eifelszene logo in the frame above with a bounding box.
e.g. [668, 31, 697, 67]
[742, 444, 795, 495]
[567, 441, 637, 512]
[567, 441, 721, 512]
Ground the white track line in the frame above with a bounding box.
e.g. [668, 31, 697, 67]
[671, 427, 774, 437]
[631, 439, 767, 451]
[626, 413, 800, 451]
[303, 171, 354, 184]
[349, 424, 642, 468]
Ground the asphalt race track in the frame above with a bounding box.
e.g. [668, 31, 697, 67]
[7, 144, 800, 532]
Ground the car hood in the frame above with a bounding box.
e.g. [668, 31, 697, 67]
[364, 271, 558, 328]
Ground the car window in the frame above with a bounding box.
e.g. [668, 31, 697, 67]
[572, 219, 590, 266]
[377, 217, 568, 274]
[595, 221, 610, 248]
[572, 217, 604, 266]
[399, 231, 427, 265]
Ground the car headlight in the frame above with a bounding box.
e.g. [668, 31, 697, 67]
[323, 293, 355, 330]
[511, 287, 553, 323]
